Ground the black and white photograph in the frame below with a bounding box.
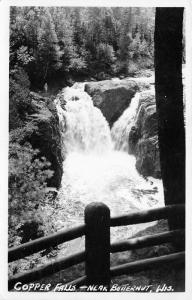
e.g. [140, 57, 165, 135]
[0, 0, 191, 298]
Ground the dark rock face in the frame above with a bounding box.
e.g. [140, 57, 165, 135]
[28, 93, 63, 188]
[85, 79, 139, 127]
[129, 91, 161, 178]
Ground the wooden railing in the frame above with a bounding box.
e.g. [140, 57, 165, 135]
[8, 203, 185, 291]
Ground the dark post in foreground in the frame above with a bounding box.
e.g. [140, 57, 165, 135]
[155, 8, 185, 230]
[85, 202, 110, 289]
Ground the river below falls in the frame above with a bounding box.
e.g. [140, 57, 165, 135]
[53, 151, 164, 258]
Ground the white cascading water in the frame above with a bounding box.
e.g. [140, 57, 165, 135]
[111, 92, 140, 152]
[55, 86, 112, 157]
[111, 89, 155, 153]
[42, 68, 185, 265]
[54, 81, 163, 249]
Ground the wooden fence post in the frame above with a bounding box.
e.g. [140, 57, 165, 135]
[85, 202, 110, 290]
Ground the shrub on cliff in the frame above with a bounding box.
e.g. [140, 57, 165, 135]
[8, 142, 54, 247]
[9, 67, 32, 131]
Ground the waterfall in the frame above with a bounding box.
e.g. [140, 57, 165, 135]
[55, 86, 112, 157]
[111, 92, 140, 152]
[54, 83, 163, 234]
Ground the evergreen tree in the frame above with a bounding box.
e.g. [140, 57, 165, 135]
[10, 7, 156, 86]
[36, 8, 62, 83]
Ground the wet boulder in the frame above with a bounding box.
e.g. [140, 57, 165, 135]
[85, 79, 138, 127]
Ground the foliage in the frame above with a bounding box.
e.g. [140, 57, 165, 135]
[10, 7, 156, 87]
[8, 142, 54, 247]
[9, 67, 31, 130]
[95, 43, 116, 75]
[9, 122, 38, 144]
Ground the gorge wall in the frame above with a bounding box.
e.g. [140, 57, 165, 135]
[129, 91, 161, 178]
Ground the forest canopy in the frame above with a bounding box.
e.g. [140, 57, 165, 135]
[10, 7, 155, 89]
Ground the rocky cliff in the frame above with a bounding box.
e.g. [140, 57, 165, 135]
[129, 91, 161, 178]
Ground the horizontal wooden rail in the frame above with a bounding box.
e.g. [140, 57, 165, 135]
[8, 203, 185, 289]
[8, 251, 85, 291]
[110, 204, 185, 227]
[110, 251, 185, 278]
[110, 229, 185, 253]
[9, 224, 85, 263]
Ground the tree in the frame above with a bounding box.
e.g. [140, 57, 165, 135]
[10, 7, 156, 86]
[9, 67, 31, 131]
[118, 8, 133, 61]
[155, 8, 185, 230]
[36, 8, 62, 83]
[9, 142, 54, 246]
[95, 43, 116, 75]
